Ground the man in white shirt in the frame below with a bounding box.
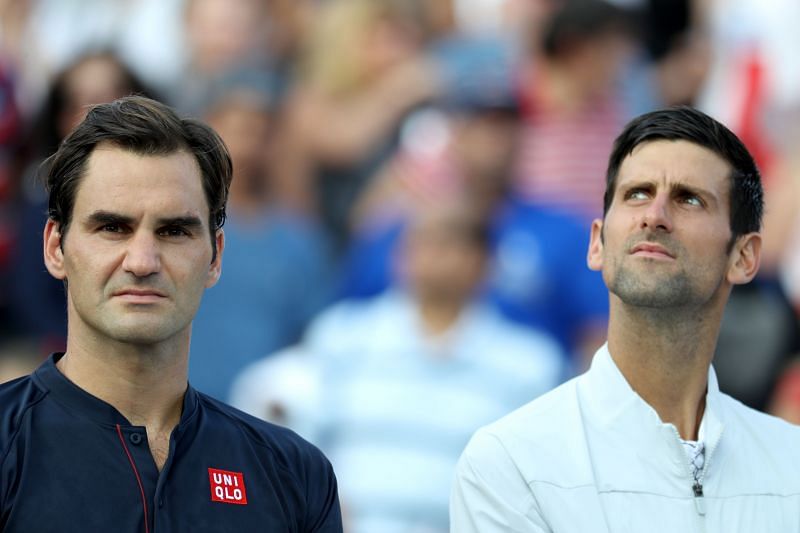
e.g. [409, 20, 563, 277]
[450, 106, 800, 532]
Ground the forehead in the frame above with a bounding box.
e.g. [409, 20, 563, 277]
[617, 139, 732, 192]
[73, 144, 208, 222]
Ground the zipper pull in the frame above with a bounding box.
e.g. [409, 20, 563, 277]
[693, 482, 706, 515]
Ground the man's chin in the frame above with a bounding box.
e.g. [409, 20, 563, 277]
[103, 320, 185, 346]
[609, 272, 696, 309]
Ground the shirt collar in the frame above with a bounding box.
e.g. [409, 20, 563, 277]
[582, 343, 723, 441]
[33, 353, 200, 429]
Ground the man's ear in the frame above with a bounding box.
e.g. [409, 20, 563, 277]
[43, 219, 67, 280]
[587, 219, 604, 272]
[727, 232, 761, 285]
[206, 229, 225, 289]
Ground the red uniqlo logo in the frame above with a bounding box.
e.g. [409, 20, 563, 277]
[208, 468, 248, 505]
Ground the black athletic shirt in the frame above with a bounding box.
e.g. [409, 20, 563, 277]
[0, 353, 343, 532]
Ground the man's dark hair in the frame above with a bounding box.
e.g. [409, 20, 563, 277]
[603, 106, 763, 245]
[43, 95, 233, 259]
[540, 0, 636, 59]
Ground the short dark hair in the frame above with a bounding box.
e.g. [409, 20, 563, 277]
[407, 204, 492, 253]
[603, 106, 763, 244]
[43, 95, 233, 258]
[540, 0, 636, 59]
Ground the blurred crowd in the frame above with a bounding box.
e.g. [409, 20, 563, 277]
[3, 0, 800, 531]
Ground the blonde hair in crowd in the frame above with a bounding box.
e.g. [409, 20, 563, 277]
[299, 0, 424, 96]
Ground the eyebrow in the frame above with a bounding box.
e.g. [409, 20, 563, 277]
[620, 180, 719, 203]
[85, 211, 135, 226]
[670, 181, 719, 206]
[156, 216, 204, 229]
[84, 211, 205, 228]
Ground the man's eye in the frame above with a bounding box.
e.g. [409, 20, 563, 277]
[101, 223, 123, 233]
[625, 189, 649, 201]
[679, 194, 703, 207]
[160, 226, 189, 237]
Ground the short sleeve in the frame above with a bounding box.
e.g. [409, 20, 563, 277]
[302, 447, 343, 533]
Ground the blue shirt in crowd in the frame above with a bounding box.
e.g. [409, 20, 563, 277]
[189, 211, 331, 402]
[339, 199, 608, 360]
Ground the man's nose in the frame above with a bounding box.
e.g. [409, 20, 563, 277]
[640, 194, 673, 232]
[122, 231, 161, 277]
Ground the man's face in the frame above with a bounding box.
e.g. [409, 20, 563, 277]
[401, 213, 486, 305]
[588, 139, 757, 310]
[44, 143, 223, 346]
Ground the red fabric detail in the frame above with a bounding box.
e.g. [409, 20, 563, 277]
[208, 467, 248, 505]
[116, 424, 150, 533]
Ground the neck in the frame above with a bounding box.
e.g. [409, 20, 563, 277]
[416, 296, 465, 337]
[606, 297, 725, 440]
[57, 327, 189, 432]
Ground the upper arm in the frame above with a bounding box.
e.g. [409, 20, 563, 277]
[303, 447, 343, 533]
[450, 431, 551, 533]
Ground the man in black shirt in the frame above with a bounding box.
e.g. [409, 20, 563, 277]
[0, 96, 342, 532]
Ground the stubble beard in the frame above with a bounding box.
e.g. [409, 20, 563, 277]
[605, 230, 722, 311]
[607, 260, 700, 309]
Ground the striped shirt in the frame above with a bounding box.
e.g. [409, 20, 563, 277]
[513, 86, 625, 223]
[305, 291, 565, 533]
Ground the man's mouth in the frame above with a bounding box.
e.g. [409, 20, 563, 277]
[630, 242, 675, 260]
[112, 289, 167, 303]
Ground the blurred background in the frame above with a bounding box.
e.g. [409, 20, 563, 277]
[2, 0, 800, 530]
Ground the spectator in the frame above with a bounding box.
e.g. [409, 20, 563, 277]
[189, 70, 332, 401]
[0, 58, 21, 341]
[7, 50, 154, 351]
[275, 0, 442, 249]
[688, 0, 800, 410]
[5, 0, 183, 113]
[233, 203, 565, 533]
[512, 0, 638, 223]
[175, 0, 272, 112]
[340, 89, 607, 364]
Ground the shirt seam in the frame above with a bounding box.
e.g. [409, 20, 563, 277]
[0, 387, 50, 508]
[200, 399, 306, 490]
[480, 431, 554, 528]
[527, 482, 800, 500]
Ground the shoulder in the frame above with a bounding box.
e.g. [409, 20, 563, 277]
[719, 392, 800, 446]
[466, 305, 567, 380]
[453, 378, 588, 526]
[304, 298, 368, 347]
[308, 298, 374, 331]
[720, 393, 800, 435]
[715, 393, 800, 490]
[477, 306, 564, 357]
[195, 392, 343, 530]
[462, 376, 586, 481]
[481, 376, 582, 445]
[0, 375, 47, 460]
[1, 373, 48, 512]
[305, 293, 403, 347]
